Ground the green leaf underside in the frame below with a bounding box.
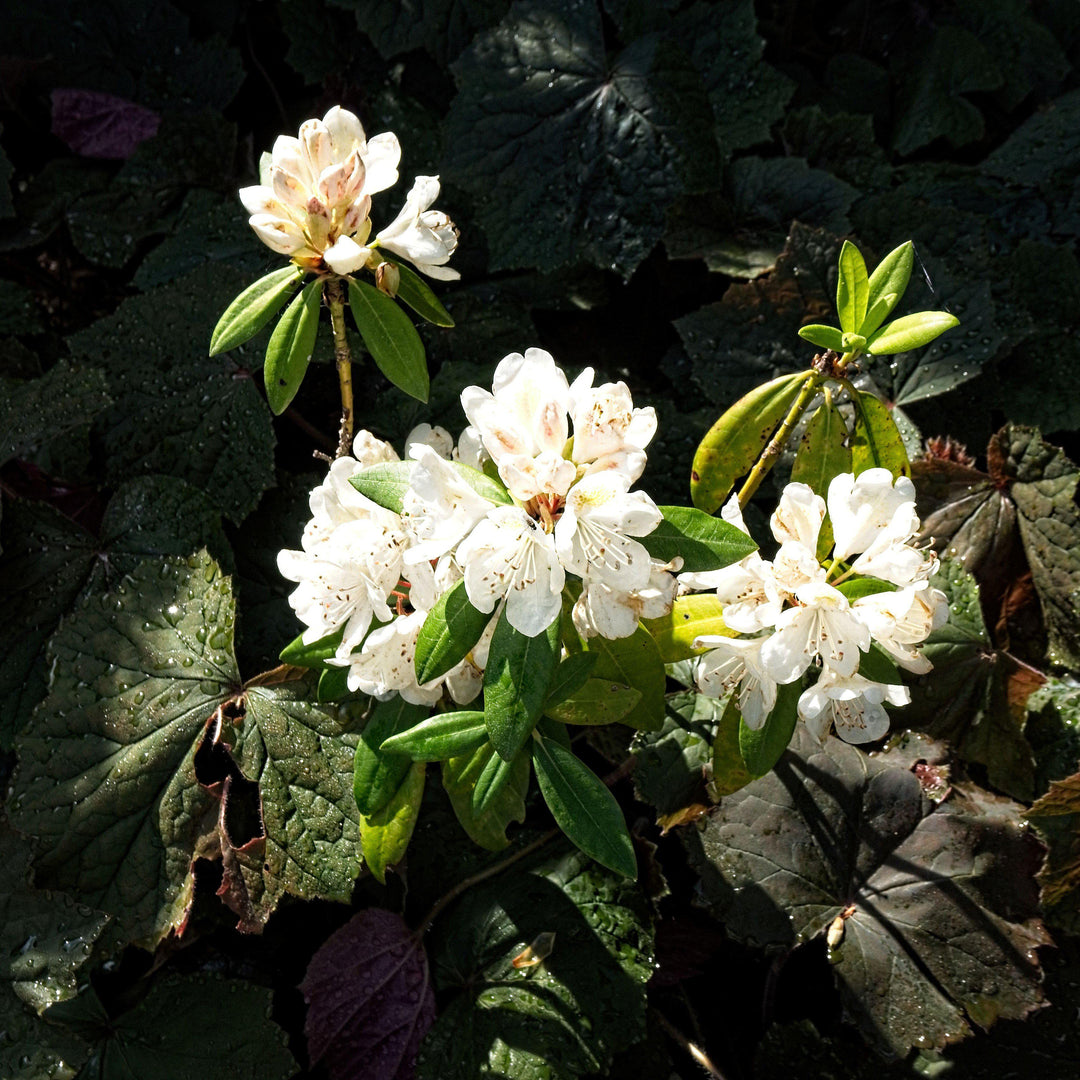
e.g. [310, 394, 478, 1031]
[415, 579, 492, 683]
[380, 710, 488, 761]
[738, 679, 801, 777]
[210, 265, 304, 356]
[384, 257, 454, 326]
[264, 279, 322, 415]
[531, 733, 636, 879]
[684, 728, 1049, 1057]
[360, 762, 426, 883]
[9, 551, 238, 947]
[483, 610, 561, 761]
[641, 594, 730, 663]
[792, 401, 852, 496]
[836, 240, 868, 334]
[443, 742, 528, 851]
[850, 390, 910, 478]
[642, 505, 758, 572]
[583, 626, 666, 732]
[545, 679, 642, 726]
[691, 372, 810, 513]
[349, 460, 413, 513]
[279, 626, 345, 668]
[348, 278, 429, 402]
[354, 696, 431, 817]
[417, 848, 653, 1078]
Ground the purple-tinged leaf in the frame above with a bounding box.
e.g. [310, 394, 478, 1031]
[302, 909, 435, 1080]
[50, 89, 160, 159]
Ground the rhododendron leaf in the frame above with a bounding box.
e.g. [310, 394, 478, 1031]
[279, 626, 345, 669]
[641, 593, 731, 663]
[381, 711, 489, 762]
[710, 693, 756, 798]
[415, 578, 492, 683]
[544, 678, 642, 726]
[450, 459, 513, 505]
[264, 279, 323, 415]
[641, 505, 758, 572]
[857, 643, 904, 686]
[303, 909, 435, 1080]
[209, 265, 304, 356]
[531, 733, 636, 878]
[691, 372, 811, 513]
[471, 743, 529, 815]
[483, 609, 561, 762]
[862, 241, 914, 337]
[836, 240, 869, 334]
[348, 460, 414, 513]
[418, 847, 652, 1078]
[443, 742, 528, 850]
[583, 625, 666, 732]
[348, 278, 430, 403]
[317, 664, 352, 703]
[354, 696, 430, 816]
[865, 311, 960, 356]
[360, 762, 426, 884]
[834, 576, 896, 600]
[796, 323, 844, 351]
[384, 257, 454, 326]
[684, 728, 1049, 1057]
[737, 680, 801, 777]
[792, 400, 852, 495]
[543, 652, 598, 711]
[9, 551, 237, 947]
[850, 390, 910, 478]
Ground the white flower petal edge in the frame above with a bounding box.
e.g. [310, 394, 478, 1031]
[798, 670, 910, 744]
[376, 175, 460, 281]
[573, 561, 678, 639]
[854, 584, 948, 673]
[693, 635, 778, 730]
[827, 469, 917, 561]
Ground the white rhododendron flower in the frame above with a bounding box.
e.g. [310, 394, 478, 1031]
[693, 634, 778, 729]
[240, 106, 457, 280]
[798, 670, 911, 744]
[573, 560, 679, 640]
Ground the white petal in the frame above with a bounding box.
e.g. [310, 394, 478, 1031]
[324, 234, 372, 275]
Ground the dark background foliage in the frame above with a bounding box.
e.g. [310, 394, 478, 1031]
[2, 0, 1080, 1077]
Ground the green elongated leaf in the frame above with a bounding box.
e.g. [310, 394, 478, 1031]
[348, 278, 429, 402]
[443, 742, 528, 851]
[471, 743, 528, 815]
[640, 505, 758, 572]
[545, 679, 642, 726]
[449, 459, 513, 505]
[865, 310, 960, 356]
[417, 847, 653, 1079]
[383, 257, 454, 326]
[279, 626, 344, 668]
[797, 323, 844, 351]
[532, 732, 636, 878]
[684, 728, 1049, 1057]
[834, 576, 897, 600]
[348, 460, 414, 513]
[857, 643, 904, 686]
[862, 241, 914, 337]
[209, 265, 304, 356]
[316, 664, 351, 702]
[483, 609, 561, 762]
[836, 240, 869, 334]
[415, 579, 492, 683]
[711, 693, 755, 798]
[738, 680, 801, 778]
[543, 652, 598, 711]
[353, 696, 430, 816]
[691, 371, 811, 512]
[850, 390, 910, 478]
[380, 710, 488, 762]
[360, 762, 426, 884]
[9, 551, 237, 947]
[264, 279, 323, 415]
[791, 400, 852, 496]
[584, 626, 666, 732]
[641, 594, 731, 663]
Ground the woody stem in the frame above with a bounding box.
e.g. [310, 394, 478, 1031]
[326, 277, 354, 458]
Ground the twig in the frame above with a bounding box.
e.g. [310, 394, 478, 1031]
[325, 277, 354, 457]
[652, 1007, 727, 1079]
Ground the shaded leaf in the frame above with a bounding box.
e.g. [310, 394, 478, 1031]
[50, 88, 159, 160]
[384, 257, 455, 326]
[265, 279, 323, 414]
[710, 693, 755, 798]
[583, 624, 666, 732]
[543, 652, 598, 710]
[738, 680, 801, 777]
[348, 278, 430, 402]
[544, 679, 641, 726]
[361, 762, 426, 884]
[791, 400, 852, 497]
[354, 696, 430, 817]
[983, 87, 1080, 187]
[443, 742, 529, 851]
[684, 728, 1049, 1056]
[1027, 771, 1080, 934]
[418, 847, 653, 1079]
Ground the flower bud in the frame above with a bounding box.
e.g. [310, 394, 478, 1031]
[375, 261, 400, 297]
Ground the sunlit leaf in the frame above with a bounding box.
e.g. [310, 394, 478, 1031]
[209, 265, 304, 356]
[264, 279, 323, 415]
[348, 278, 429, 402]
[360, 762, 426, 884]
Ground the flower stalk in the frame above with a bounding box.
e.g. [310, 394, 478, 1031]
[326, 276, 354, 457]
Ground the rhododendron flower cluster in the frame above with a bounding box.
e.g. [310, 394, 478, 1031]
[277, 349, 675, 701]
[240, 105, 458, 280]
[685, 470, 947, 745]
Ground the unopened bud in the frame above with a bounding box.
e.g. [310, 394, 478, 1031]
[375, 261, 400, 297]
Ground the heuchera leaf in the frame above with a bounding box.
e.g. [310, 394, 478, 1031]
[209, 265, 304, 357]
[640, 505, 758, 572]
[360, 762, 426, 884]
[303, 909, 436, 1080]
[684, 728, 1050, 1057]
[1027, 771, 1080, 934]
[9, 551, 237, 947]
[691, 371, 811, 512]
[417, 847, 653, 1079]
[442, 742, 529, 851]
[348, 278, 430, 402]
[415, 578, 492, 683]
[264, 278, 323, 415]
